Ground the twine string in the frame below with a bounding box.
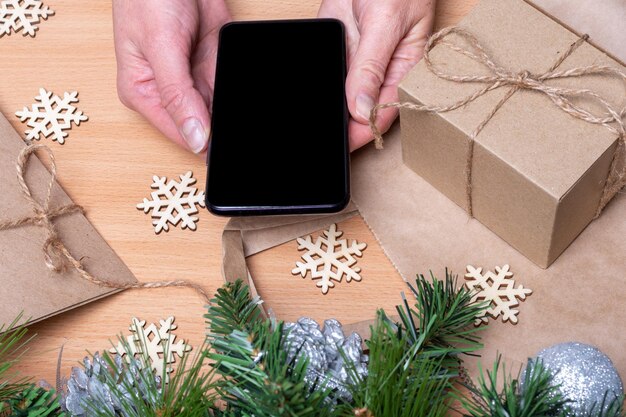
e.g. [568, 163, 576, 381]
[0, 144, 210, 302]
[370, 26, 626, 218]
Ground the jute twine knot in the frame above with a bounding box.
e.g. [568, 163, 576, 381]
[370, 27, 626, 218]
[0, 144, 209, 302]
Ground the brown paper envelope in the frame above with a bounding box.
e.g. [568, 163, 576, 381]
[222, 123, 626, 382]
[526, 0, 626, 65]
[0, 113, 137, 328]
[221, 203, 359, 304]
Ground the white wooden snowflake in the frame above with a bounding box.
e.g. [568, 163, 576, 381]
[137, 171, 205, 233]
[15, 88, 88, 144]
[110, 317, 192, 383]
[0, 0, 54, 37]
[291, 223, 367, 294]
[464, 264, 532, 326]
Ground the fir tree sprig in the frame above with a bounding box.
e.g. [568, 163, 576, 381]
[81, 337, 218, 417]
[454, 355, 571, 417]
[0, 314, 32, 405]
[398, 270, 487, 358]
[340, 271, 489, 417]
[2, 384, 63, 417]
[341, 311, 453, 417]
[205, 280, 263, 337]
[580, 393, 625, 417]
[207, 280, 336, 417]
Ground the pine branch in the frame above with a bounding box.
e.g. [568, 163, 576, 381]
[399, 270, 487, 359]
[209, 320, 336, 417]
[454, 355, 571, 417]
[341, 311, 453, 417]
[578, 393, 625, 417]
[207, 281, 338, 417]
[1, 384, 63, 417]
[75, 337, 218, 417]
[341, 271, 488, 417]
[204, 280, 263, 337]
[0, 314, 34, 406]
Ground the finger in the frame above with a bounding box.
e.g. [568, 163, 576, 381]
[194, 0, 232, 105]
[347, 14, 402, 124]
[348, 83, 398, 151]
[317, 0, 360, 67]
[384, 20, 433, 87]
[143, 41, 211, 154]
[117, 74, 185, 148]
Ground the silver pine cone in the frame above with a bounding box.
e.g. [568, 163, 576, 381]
[283, 317, 368, 403]
[61, 352, 161, 416]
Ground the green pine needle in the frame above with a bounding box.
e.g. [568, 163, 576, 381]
[207, 281, 335, 417]
[0, 314, 35, 409]
[82, 334, 218, 417]
[342, 310, 453, 417]
[455, 355, 571, 417]
[6, 275, 619, 417]
[578, 392, 625, 417]
[205, 280, 263, 338]
[2, 384, 63, 417]
[341, 270, 488, 417]
[399, 270, 487, 358]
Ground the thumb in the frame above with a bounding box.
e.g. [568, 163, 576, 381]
[347, 19, 401, 124]
[146, 47, 211, 154]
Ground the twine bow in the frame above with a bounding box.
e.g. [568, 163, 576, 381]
[370, 26, 626, 218]
[0, 144, 209, 302]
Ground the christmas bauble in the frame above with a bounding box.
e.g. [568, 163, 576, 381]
[529, 342, 624, 416]
[283, 317, 368, 402]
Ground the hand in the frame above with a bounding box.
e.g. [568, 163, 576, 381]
[113, 0, 231, 154]
[318, 0, 436, 150]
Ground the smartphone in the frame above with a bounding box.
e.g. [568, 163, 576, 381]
[206, 19, 349, 216]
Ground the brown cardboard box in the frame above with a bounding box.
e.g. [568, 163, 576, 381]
[526, 0, 626, 65]
[397, 0, 625, 267]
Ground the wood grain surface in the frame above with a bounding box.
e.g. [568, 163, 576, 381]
[1, 0, 477, 389]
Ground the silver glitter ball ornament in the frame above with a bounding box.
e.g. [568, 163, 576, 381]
[283, 317, 368, 402]
[529, 342, 624, 416]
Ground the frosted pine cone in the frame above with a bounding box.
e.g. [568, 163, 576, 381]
[283, 317, 368, 402]
[61, 352, 161, 416]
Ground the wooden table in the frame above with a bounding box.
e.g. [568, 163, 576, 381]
[1, 0, 477, 387]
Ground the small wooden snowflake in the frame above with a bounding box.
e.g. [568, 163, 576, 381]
[464, 264, 532, 326]
[137, 171, 206, 233]
[110, 317, 192, 383]
[15, 88, 88, 144]
[292, 224, 367, 294]
[0, 0, 54, 37]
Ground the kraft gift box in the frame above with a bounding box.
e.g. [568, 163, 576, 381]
[397, 0, 625, 267]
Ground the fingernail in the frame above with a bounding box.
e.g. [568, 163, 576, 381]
[356, 93, 375, 121]
[181, 118, 208, 154]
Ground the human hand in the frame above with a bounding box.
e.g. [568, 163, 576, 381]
[318, 0, 436, 150]
[113, 0, 231, 154]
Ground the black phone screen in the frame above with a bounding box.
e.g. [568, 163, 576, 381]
[206, 19, 349, 216]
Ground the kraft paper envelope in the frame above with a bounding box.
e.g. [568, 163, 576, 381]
[222, 123, 626, 382]
[0, 113, 137, 328]
[222, 203, 359, 309]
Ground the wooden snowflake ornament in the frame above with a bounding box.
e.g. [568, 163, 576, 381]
[110, 317, 192, 383]
[137, 171, 206, 233]
[0, 0, 54, 37]
[292, 223, 367, 294]
[464, 264, 532, 326]
[16, 88, 88, 144]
